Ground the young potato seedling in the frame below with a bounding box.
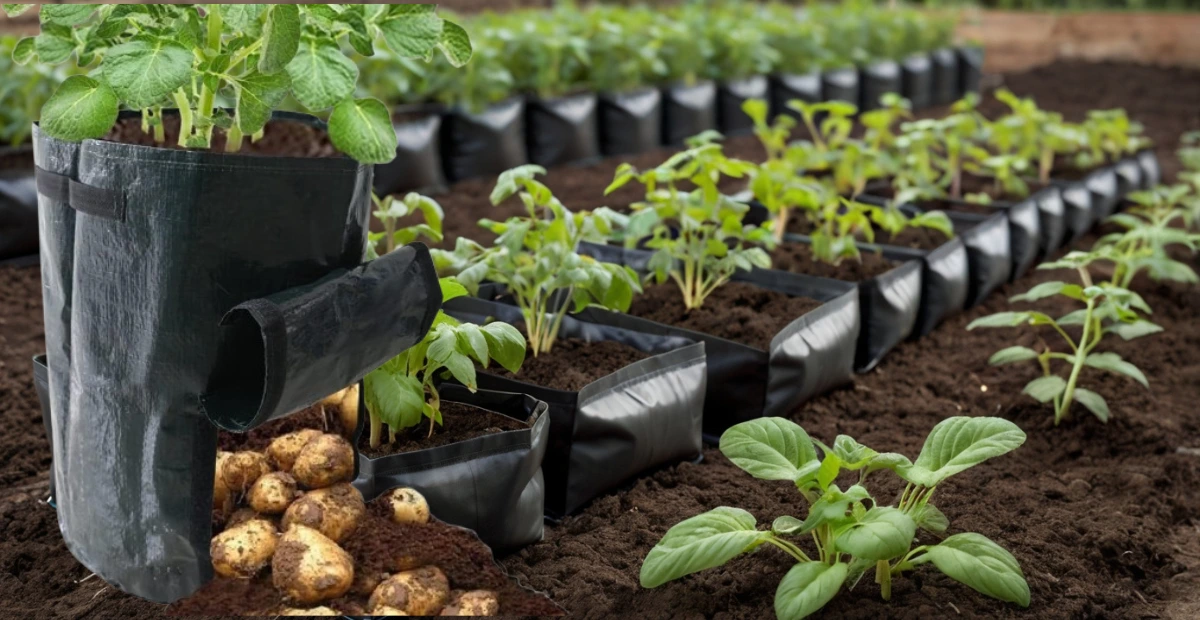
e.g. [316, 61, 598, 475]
[641, 416, 1030, 620]
[1097, 185, 1200, 287]
[366, 192, 445, 260]
[744, 98, 820, 241]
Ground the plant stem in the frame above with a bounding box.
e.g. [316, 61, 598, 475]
[1056, 298, 1096, 425]
[774, 207, 790, 243]
[172, 90, 194, 148]
[369, 413, 382, 449]
[766, 537, 812, 563]
[225, 125, 244, 153]
[876, 560, 892, 600]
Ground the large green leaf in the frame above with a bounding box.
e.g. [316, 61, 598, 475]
[40, 75, 119, 141]
[103, 36, 193, 109]
[1083, 352, 1148, 387]
[719, 418, 818, 481]
[286, 36, 358, 111]
[917, 533, 1030, 607]
[455, 323, 489, 366]
[364, 368, 424, 430]
[259, 4, 301, 74]
[34, 26, 76, 65]
[1105, 320, 1163, 341]
[897, 417, 1026, 487]
[774, 562, 848, 620]
[40, 4, 97, 26]
[834, 507, 916, 561]
[438, 19, 473, 67]
[220, 4, 265, 37]
[328, 97, 396, 164]
[235, 71, 290, 135]
[378, 4, 444, 59]
[640, 507, 770, 588]
[480, 322, 527, 374]
[988, 346, 1039, 366]
[441, 351, 477, 390]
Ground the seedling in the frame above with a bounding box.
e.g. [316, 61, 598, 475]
[745, 99, 821, 241]
[490, 10, 590, 100]
[810, 185, 953, 266]
[642, 416, 1030, 620]
[366, 192, 444, 260]
[1098, 185, 1200, 287]
[7, 4, 471, 163]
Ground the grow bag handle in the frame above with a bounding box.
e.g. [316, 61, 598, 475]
[201, 242, 442, 432]
[35, 167, 126, 220]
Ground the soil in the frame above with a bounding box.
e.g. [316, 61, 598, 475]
[489, 338, 652, 392]
[103, 115, 341, 159]
[875, 225, 957, 251]
[358, 401, 529, 458]
[217, 404, 352, 454]
[628, 282, 824, 350]
[771, 241, 903, 281]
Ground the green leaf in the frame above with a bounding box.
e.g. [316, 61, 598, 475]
[2, 5, 34, 18]
[912, 503, 949, 533]
[40, 4, 97, 26]
[967, 312, 1032, 330]
[772, 516, 805, 535]
[719, 418, 818, 482]
[640, 507, 771, 588]
[235, 70, 291, 135]
[439, 278, 468, 303]
[897, 417, 1027, 487]
[220, 4, 265, 37]
[12, 36, 35, 64]
[378, 5, 444, 59]
[103, 36, 193, 109]
[1023, 375, 1067, 403]
[40, 75, 119, 142]
[34, 27, 75, 65]
[364, 368, 424, 430]
[259, 4, 301, 74]
[917, 533, 1030, 607]
[773, 562, 848, 620]
[328, 98, 397, 164]
[480, 321, 527, 374]
[988, 346, 1040, 366]
[456, 323, 489, 366]
[834, 507, 916, 562]
[286, 36, 358, 111]
[1105, 320, 1163, 341]
[1073, 388, 1110, 422]
[437, 19, 472, 68]
[1010, 281, 1081, 302]
[829, 435, 877, 469]
[1083, 352, 1148, 387]
[441, 351, 477, 390]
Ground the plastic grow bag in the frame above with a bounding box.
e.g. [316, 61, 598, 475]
[441, 98, 528, 183]
[860, 60, 901, 111]
[1113, 156, 1144, 199]
[352, 385, 549, 553]
[931, 48, 960, 105]
[1057, 180, 1095, 245]
[662, 81, 717, 146]
[770, 71, 823, 118]
[1082, 166, 1120, 221]
[1031, 187, 1068, 259]
[577, 242, 860, 439]
[444, 295, 707, 517]
[1137, 149, 1161, 188]
[901, 53, 934, 110]
[822, 67, 861, 105]
[957, 46, 985, 96]
[33, 112, 441, 604]
[372, 104, 447, 196]
[0, 171, 37, 261]
[599, 88, 663, 157]
[717, 76, 770, 136]
[923, 196, 1041, 282]
[526, 93, 600, 168]
[32, 354, 53, 503]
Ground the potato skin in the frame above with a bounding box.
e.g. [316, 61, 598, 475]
[279, 607, 339, 616]
[213, 451, 233, 508]
[268, 429, 322, 473]
[248, 472, 300, 515]
[373, 607, 410, 616]
[338, 384, 360, 432]
[441, 590, 500, 616]
[369, 566, 450, 616]
[210, 519, 278, 578]
[282, 483, 365, 543]
[382, 487, 430, 525]
[272, 525, 354, 605]
[292, 434, 354, 489]
[220, 451, 272, 494]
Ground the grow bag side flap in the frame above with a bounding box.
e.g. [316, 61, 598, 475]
[204, 243, 441, 432]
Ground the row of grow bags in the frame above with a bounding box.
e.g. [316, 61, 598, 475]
[373, 46, 985, 195]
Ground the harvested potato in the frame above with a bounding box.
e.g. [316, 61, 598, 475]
[339, 384, 360, 432]
[272, 525, 354, 604]
[268, 429, 322, 473]
[440, 590, 499, 616]
[369, 566, 450, 616]
[220, 451, 271, 494]
[374, 607, 409, 616]
[382, 487, 430, 525]
[248, 472, 299, 515]
[279, 607, 339, 616]
[213, 451, 232, 510]
[210, 518, 278, 578]
[352, 569, 390, 596]
[282, 483, 365, 543]
[292, 434, 354, 489]
[225, 507, 264, 530]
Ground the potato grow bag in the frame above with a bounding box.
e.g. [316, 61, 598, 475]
[662, 81, 718, 146]
[372, 104, 448, 196]
[958, 46, 985, 95]
[931, 48, 960, 105]
[445, 296, 707, 517]
[901, 53, 934, 110]
[577, 242, 860, 440]
[860, 60, 902, 111]
[822, 67, 861, 105]
[717, 76, 770, 136]
[1113, 155, 1145, 199]
[33, 112, 442, 604]
[915, 196, 1042, 282]
[770, 71, 822, 118]
[599, 88, 663, 156]
[32, 354, 53, 504]
[1056, 180, 1096, 245]
[1137, 149, 1162, 188]
[526, 93, 601, 168]
[352, 385, 550, 553]
[441, 98, 528, 183]
[0, 170, 37, 261]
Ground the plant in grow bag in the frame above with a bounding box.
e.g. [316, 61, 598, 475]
[809, 183, 954, 267]
[701, 9, 779, 82]
[490, 9, 590, 100]
[656, 10, 713, 87]
[785, 97, 901, 199]
[1097, 186, 1200, 287]
[1075, 109, 1150, 170]
[641, 416, 1030, 620]
[968, 153, 1031, 202]
[6, 3, 471, 163]
[989, 89, 1083, 185]
[760, 7, 826, 76]
[0, 35, 63, 147]
[969, 250, 1159, 425]
[366, 192, 445, 260]
[363, 278, 526, 446]
[606, 134, 775, 310]
[583, 5, 667, 94]
[897, 95, 987, 199]
[744, 98, 822, 242]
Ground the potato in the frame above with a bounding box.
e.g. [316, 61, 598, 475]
[368, 566, 450, 616]
[374, 607, 409, 616]
[382, 487, 430, 525]
[248, 472, 300, 515]
[279, 607, 339, 616]
[272, 525, 354, 605]
[221, 451, 272, 494]
[210, 518, 278, 578]
[441, 590, 499, 616]
[268, 429, 322, 473]
[282, 483, 365, 543]
[338, 384, 360, 432]
[213, 451, 233, 509]
[352, 569, 390, 597]
[225, 507, 263, 530]
[292, 434, 354, 489]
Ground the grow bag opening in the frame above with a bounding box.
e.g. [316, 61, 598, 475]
[599, 88, 663, 157]
[372, 104, 448, 196]
[526, 93, 601, 168]
[661, 81, 718, 146]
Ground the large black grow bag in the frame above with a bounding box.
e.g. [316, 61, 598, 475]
[1137, 149, 1162, 188]
[34, 112, 441, 604]
[869, 238, 969, 338]
[445, 296, 707, 517]
[957, 46, 985, 95]
[526, 93, 600, 168]
[441, 98, 528, 183]
[0, 170, 37, 261]
[352, 385, 549, 553]
[918, 196, 1041, 282]
[599, 88, 663, 156]
[770, 71, 823, 118]
[372, 104, 447, 196]
[662, 81, 718, 146]
[577, 242, 860, 438]
[1082, 166, 1120, 221]
[1113, 155, 1144, 199]
[1031, 187, 1068, 259]
[931, 48, 960, 105]
[860, 60, 902, 111]
[822, 67, 861, 105]
[1057, 180, 1096, 245]
[901, 53, 934, 110]
[717, 76, 770, 136]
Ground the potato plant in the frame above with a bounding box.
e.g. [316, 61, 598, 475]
[1098, 185, 1200, 287]
[6, 3, 471, 163]
[641, 417, 1030, 620]
[366, 192, 445, 260]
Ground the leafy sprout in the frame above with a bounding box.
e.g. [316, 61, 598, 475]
[366, 192, 445, 260]
[1097, 185, 1200, 287]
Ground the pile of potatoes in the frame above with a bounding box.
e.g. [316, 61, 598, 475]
[209, 387, 499, 616]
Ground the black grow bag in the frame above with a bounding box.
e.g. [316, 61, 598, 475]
[0, 171, 37, 262]
[577, 242, 861, 438]
[525, 93, 600, 168]
[860, 60, 902, 111]
[821, 67, 861, 105]
[957, 46, 985, 96]
[917, 196, 1042, 282]
[931, 48, 960, 105]
[32, 354, 53, 504]
[717, 76, 770, 136]
[661, 81, 718, 146]
[441, 98, 528, 183]
[372, 104, 447, 196]
[352, 385, 549, 553]
[1136, 149, 1162, 189]
[34, 111, 441, 604]
[770, 71, 823, 118]
[599, 88, 663, 156]
[1056, 180, 1096, 246]
[901, 53, 934, 110]
[1113, 155, 1144, 199]
[445, 296, 707, 517]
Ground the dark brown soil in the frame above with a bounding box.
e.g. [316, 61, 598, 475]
[104, 115, 340, 159]
[771, 241, 902, 281]
[358, 401, 529, 458]
[217, 404, 352, 454]
[875, 225, 956, 251]
[628, 281, 824, 350]
[489, 338, 652, 392]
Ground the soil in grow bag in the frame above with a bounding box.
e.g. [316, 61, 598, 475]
[628, 282, 822, 350]
[488, 338, 652, 391]
[359, 402, 528, 456]
[372, 105, 448, 196]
